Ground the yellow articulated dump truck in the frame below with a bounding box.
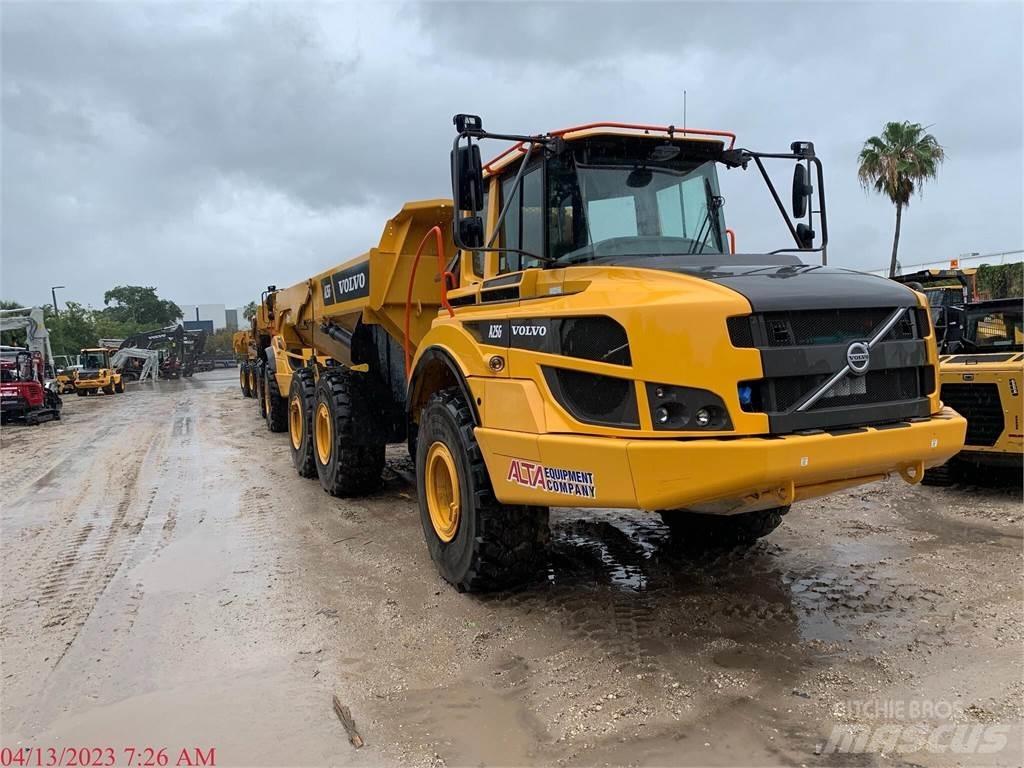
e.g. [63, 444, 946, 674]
[926, 298, 1023, 484]
[233, 329, 259, 398]
[261, 114, 966, 591]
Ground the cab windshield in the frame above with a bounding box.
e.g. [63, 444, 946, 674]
[547, 136, 727, 265]
[963, 304, 1023, 351]
[81, 352, 107, 369]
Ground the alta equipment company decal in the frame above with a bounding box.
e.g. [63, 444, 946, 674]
[506, 459, 596, 498]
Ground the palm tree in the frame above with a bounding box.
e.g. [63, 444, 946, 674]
[858, 121, 945, 277]
[242, 301, 258, 322]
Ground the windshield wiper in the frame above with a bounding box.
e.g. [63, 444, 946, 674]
[688, 178, 724, 255]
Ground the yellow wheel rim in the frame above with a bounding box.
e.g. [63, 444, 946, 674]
[426, 442, 460, 543]
[240, 368, 246, 388]
[315, 402, 332, 466]
[264, 379, 271, 412]
[289, 395, 303, 449]
[249, 370, 256, 391]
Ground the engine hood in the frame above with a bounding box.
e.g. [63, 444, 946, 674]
[698, 264, 921, 312]
[574, 254, 920, 312]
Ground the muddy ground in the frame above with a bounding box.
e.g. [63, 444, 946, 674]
[1, 369, 1021, 767]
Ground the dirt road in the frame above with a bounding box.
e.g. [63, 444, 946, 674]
[2, 370, 1021, 766]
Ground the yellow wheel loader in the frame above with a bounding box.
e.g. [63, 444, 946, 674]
[73, 347, 125, 396]
[261, 114, 966, 591]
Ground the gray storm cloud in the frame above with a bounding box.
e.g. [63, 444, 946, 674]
[2, 1, 1021, 310]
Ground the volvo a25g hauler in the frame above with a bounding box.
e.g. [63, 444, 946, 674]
[259, 115, 966, 591]
[926, 298, 1023, 484]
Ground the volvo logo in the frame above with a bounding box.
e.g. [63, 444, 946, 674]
[846, 342, 871, 375]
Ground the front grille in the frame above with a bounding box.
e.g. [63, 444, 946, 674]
[940, 383, 1003, 446]
[730, 305, 933, 433]
[766, 368, 926, 411]
[729, 307, 927, 348]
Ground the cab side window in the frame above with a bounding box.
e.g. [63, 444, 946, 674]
[499, 163, 543, 273]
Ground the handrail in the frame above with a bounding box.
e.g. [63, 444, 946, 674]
[404, 225, 455, 381]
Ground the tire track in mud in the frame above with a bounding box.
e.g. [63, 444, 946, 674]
[0, 390, 188, 731]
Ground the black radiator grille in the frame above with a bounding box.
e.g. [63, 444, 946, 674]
[728, 307, 926, 348]
[767, 368, 926, 412]
[940, 383, 1004, 447]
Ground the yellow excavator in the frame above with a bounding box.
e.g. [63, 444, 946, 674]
[256, 114, 965, 591]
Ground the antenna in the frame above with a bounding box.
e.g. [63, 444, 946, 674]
[683, 90, 687, 135]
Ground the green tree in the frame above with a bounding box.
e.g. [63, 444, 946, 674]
[242, 301, 258, 322]
[102, 285, 182, 326]
[46, 302, 98, 355]
[858, 121, 945, 278]
[203, 328, 235, 356]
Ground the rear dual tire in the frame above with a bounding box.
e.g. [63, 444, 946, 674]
[239, 363, 252, 397]
[263, 366, 287, 432]
[256, 362, 267, 418]
[312, 368, 384, 496]
[288, 368, 317, 478]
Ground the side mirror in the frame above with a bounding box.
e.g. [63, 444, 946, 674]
[456, 216, 484, 249]
[792, 163, 812, 219]
[796, 222, 815, 249]
[451, 144, 485, 213]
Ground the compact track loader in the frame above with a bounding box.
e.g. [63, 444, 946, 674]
[259, 115, 966, 591]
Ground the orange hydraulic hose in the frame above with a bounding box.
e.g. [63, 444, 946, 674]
[726, 228, 736, 254]
[404, 225, 455, 382]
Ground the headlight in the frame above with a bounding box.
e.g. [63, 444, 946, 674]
[645, 383, 732, 431]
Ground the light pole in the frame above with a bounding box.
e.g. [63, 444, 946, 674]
[51, 285, 65, 317]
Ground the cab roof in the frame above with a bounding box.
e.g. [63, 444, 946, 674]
[483, 121, 736, 177]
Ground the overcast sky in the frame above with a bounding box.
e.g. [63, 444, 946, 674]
[2, 1, 1022, 311]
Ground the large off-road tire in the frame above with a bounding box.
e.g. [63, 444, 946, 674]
[921, 459, 958, 486]
[263, 366, 288, 432]
[288, 368, 317, 478]
[114, 379, 125, 394]
[103, 383, 114, 395]
[416, 389, 550, 592]
[256, 362, 267, 418]
[248, 365, 257, 398]
[239, 363, 252, 397]
[312, 368, 385, 496]
[659, 507, 786, 549]
[76, 388, 88, 397]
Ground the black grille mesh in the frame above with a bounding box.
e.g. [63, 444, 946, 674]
[768, 368, 924, 412]
[940, 383, 1003, 447]
[727, 317, 755, 348]
[763, 308, 895, 346]
[560, 317, 631, 365]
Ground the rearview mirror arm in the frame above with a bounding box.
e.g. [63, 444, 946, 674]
[743, 149, 829, 259]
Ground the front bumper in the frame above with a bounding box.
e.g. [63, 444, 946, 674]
[0, 396, 28, 417]
[476, 407, 967, 513]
